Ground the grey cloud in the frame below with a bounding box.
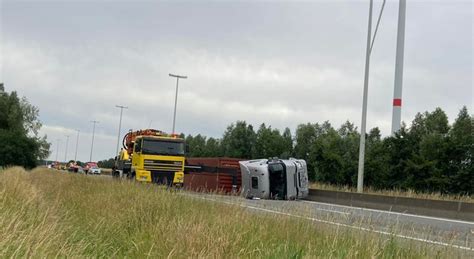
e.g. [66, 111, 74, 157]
[1, 0, 472, 161]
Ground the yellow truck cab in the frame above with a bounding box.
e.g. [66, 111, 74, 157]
[113, 129, 185, 187]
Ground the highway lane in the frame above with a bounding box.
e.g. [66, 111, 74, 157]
[183, 192, 474, 253]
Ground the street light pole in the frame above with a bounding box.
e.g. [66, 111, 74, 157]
[64, 135, 70, 163]
[169, 73, 187, 134]
[355, 0, 387, 193]
[74, 129, 80, 161]
[55, 139, 60, 162]
[357, 0, 373, 193]
[115, 105, 128, 156]
[89, 120, 99, 162]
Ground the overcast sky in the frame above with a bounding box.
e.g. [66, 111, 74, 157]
[1, 0, 472, 162]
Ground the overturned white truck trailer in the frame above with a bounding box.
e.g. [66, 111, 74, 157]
[239, 158, 309, 200]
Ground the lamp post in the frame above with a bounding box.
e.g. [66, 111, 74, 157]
[55, 139, 60, 162]
[169, 73, 187, 134]
[115, 105, 128, 156]
[357, 0, 373, 193]
[74, 130, 80, 161]
[64, 135, 70, 163]
[89, 120, 99, 162]
[356, 0, 387, 193]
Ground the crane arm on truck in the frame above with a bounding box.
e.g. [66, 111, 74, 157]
[122, 129, 179, 154]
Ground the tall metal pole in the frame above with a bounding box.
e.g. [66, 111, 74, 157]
[55, 139, 60, 162]
[74, 129, 80, 161]
[169, 73, 187, 134]
[391, 0, 406, 135]
[64, 135, 70, 162]
[115, 105, 128, 156]
[89, 120, 99, 162]
[173, 78, 179, 134]
[357, 0, 373, 193]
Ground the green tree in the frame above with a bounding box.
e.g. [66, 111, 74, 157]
[203, 137, 222, 157]
[185, 134, 194, 156]
[0, 87, 50, 168]
[380, 125, 413, 189]
[0, 91, 24, 132]
[310, 124, 341, 183]
[402, 108, 451, 192]
[254, 123, 272, 158]
[97, 158, 115, 168]
[294, 123, 318, 161]
[365, 127, 391, 189]
[446, 106, 473, 194]
[425, 107, 450, 134]
[280, 127, 293, 159]
[189, 134, 207, 157]
[338, 121, 360, 185]
[309, 121, 359, 185]
[254, 124, 289, 159]
[221, 121, 256, 158]
[0, 130, 40, 168]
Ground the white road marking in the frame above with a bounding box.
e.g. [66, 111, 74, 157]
[248, 199, 350, 215]
[304, 206, 350, 215]
[187, 194, 473, 251]
[299, 200, 474, 225]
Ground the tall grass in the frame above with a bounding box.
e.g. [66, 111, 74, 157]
[0, 167, 461, 258]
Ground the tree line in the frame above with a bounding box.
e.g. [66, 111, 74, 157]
[184, 106, 472, 195]
[0, 85, 50, 168]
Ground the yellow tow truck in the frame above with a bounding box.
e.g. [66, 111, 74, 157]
[113, 129, 186, 186]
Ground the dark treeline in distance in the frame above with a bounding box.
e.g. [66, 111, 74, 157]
[183, 106, 473, 195]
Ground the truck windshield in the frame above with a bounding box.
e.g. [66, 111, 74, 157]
[141, 139, 185, 156]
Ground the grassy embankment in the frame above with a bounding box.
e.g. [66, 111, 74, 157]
[310, 182, 473, 203]
[0, 167, 459, 258]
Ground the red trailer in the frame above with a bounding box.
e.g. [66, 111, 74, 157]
[184, 157, 242, 193]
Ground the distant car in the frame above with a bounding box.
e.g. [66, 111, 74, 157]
[67, 161, 80, 173]
[89, 166, 101, 174]
[84, 162, 101, 174]
[68, 164, 84, 173]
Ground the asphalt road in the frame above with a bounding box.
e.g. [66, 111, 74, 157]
[183, 192, 474, 254]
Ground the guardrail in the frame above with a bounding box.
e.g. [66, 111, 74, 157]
[306, 189, 474, 221]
